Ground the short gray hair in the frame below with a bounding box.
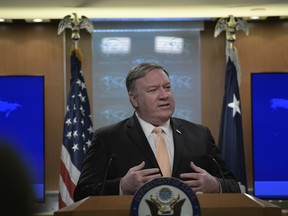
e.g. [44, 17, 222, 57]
[125, 62, 169, 93]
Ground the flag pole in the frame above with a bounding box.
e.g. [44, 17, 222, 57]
[215, 15, 249, 192]
[57, 13, 94, 209]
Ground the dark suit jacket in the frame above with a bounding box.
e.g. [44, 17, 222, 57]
[74, 114, 240, 201]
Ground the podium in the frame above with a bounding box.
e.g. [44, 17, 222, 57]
[54, 193, 281, 216]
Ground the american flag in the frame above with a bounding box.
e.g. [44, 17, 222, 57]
[59, 49, 93, 208]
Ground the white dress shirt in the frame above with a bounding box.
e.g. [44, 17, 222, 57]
[136, 112, 174, 170]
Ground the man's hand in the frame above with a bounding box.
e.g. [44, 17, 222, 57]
[120, 161, 161, 195]
[180, 162, 220, 194]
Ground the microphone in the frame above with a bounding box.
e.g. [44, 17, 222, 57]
[101, 154, 116, 195]
[208, 155, 229, 193]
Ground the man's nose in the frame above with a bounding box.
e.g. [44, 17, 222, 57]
[159, 87, 169, 98]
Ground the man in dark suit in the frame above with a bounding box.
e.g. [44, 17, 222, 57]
[74, 62, 240, 202]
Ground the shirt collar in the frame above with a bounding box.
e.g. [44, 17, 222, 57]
[135, 112, 171, 137]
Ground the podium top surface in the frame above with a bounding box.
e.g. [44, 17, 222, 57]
[54, 193, 282, 216]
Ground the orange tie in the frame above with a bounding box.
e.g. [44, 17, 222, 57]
[153, 127, 171, 177]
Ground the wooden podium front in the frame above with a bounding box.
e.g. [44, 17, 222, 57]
[54, 193, 281, 216]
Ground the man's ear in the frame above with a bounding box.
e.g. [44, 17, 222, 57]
[129, 92, 138, 108]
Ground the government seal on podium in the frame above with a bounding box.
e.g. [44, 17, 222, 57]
[130, 177, 201, 216]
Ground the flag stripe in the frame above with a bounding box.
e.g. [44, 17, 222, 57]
[60, 160, 76, 197]
[58, 194, 65, 208]
[60, 145, 80, 185]
[59, 175, 74, 206]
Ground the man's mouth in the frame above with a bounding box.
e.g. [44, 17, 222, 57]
[159, 103, 169, 107]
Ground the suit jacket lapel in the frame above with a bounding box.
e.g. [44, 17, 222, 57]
[171, 118, 185, 176]
[125, 114, 159, 168]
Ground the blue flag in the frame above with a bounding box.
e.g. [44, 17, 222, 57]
[218, 57, 247, 189]
[59, 49, 93, 208]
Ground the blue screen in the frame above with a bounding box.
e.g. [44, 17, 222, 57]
[0, 76, 45, 203]
[251, 72, 288, 199]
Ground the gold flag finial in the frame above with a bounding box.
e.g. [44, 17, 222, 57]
[57, 13, 93, 48]
[214, 15, 249, 50]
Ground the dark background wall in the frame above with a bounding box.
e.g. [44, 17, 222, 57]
[0, 19, 287, 192]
